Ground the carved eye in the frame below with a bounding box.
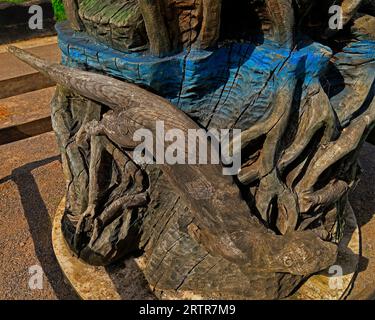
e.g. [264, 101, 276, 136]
[283, 256, 294, 267]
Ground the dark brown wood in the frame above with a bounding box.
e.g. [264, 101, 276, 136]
[7, 0, 375, 299]
[8, 46, 339, 274]
[62, 0, 84, 31]
[265, 0, 295, 48]
[138, 0, 171, 56]
[196, 0, 222, 49]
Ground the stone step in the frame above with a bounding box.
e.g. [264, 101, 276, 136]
[0, 43, 60, 99]
[0, 36, 58, 54]
[0, 87, 55, 145]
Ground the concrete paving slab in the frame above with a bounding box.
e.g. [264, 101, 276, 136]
[0, 36, 58, 54]
[0, 87, 55, 129]
[349, 142, 375, 299]
[0, 132, 78, 300]
[0, 87, 55, 145]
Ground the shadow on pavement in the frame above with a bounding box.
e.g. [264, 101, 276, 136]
[0, 156, 79, 300]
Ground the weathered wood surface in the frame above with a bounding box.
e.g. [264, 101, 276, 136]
[63, 0, 84, 31]
[60, 0, 375, 53]
[52, 197, 360, 300]
[78, 0, 147, 52]
[9, 45, 338, 272]
[9, 0, 375, 299]
[56, 22, 327, 129]
[138, 0, 171, 56]
[352, 13, 375, 40]
[196, 0, 222, 49]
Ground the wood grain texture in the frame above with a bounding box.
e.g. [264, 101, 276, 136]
[196, 0, 222, 49]
[78, 0, 148, 52]
[9, 46, 339, 276]
[9, 0, 375, 299]
[63, 0, 84, 31]
[138, 0, 171, 56]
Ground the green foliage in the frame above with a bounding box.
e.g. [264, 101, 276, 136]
[0, 0, 27, 3]
[51, 0, 66, 21]
[0, 0, 67, 22]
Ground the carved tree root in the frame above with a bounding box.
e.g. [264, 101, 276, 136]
[9, 46, 339, 276]
[138, 0, 171, 57]
[236, 41, 374, 239]
[62, 0, 84, 31]
[73, 121, 150, 251]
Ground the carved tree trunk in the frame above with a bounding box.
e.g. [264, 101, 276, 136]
[10, 0, 375, 299]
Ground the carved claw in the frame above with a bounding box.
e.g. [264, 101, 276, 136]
[87, 192, 149, 247]
[75, 120, 104, 147]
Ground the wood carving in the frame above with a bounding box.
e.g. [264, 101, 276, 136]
[62, 0, 84, 31]
[9, 0, 375, 299]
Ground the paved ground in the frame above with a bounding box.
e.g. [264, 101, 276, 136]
[0, 36, 58, 54]
[0, 36, 77, 300]
[0, 132, 78, 299]
[0, 87, 55, 129]
[0, 39, 59, 100]
[349, 142, 375, 299]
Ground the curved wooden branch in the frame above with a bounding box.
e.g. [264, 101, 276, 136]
[296, 98, 375, 196]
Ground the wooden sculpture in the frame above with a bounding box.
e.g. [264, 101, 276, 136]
[9, 0, 375, 299]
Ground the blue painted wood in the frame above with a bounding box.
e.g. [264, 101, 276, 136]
[56, 22, 375, 130]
